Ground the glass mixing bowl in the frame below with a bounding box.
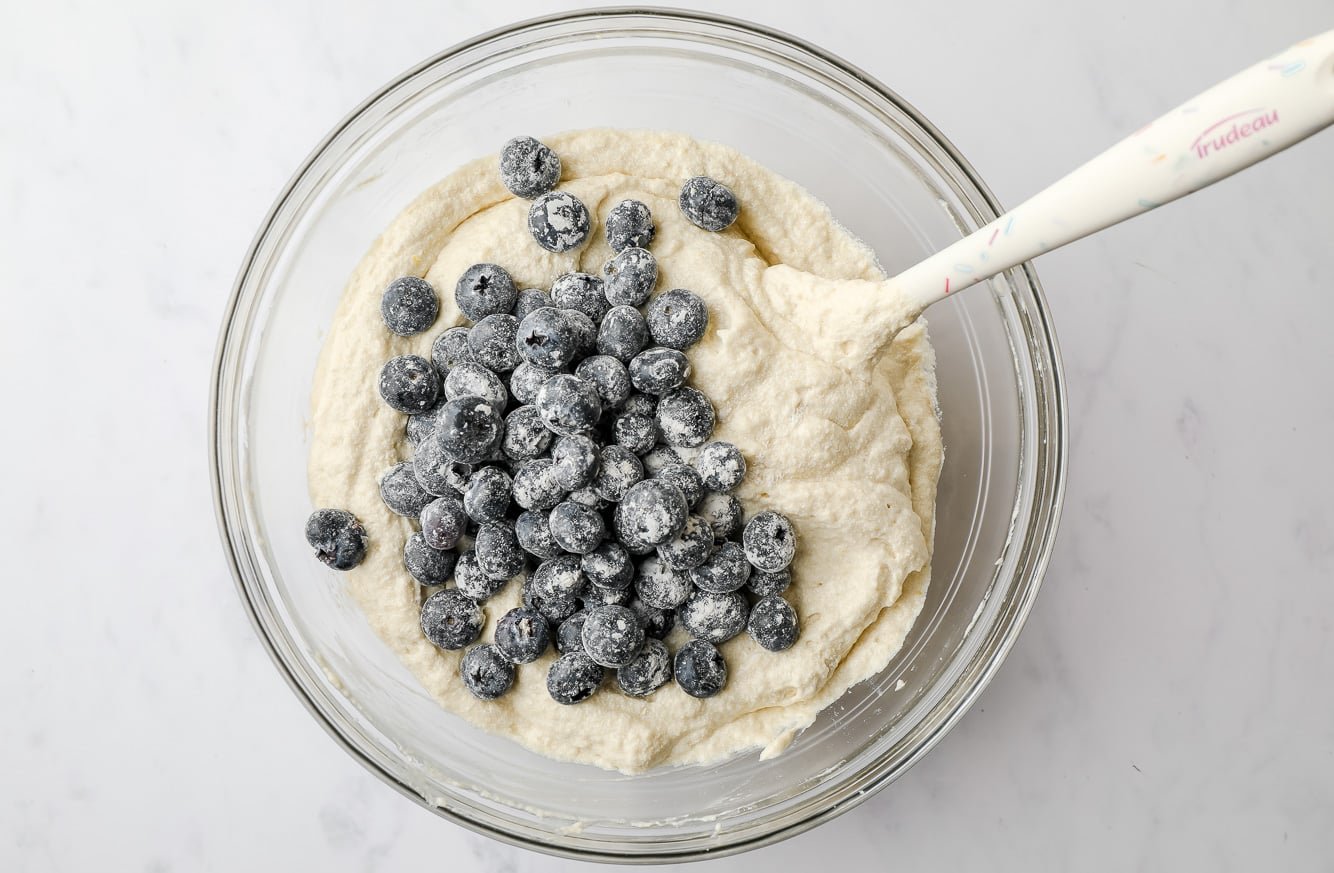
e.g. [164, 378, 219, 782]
[211, 8, 1065, 862]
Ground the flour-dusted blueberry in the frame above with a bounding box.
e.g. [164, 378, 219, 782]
[523, 584, 580, 625]
[679, 590, 748, 644]
[516, 306, 578, 369]
[500, 405, 552, 462]
[499, 135, 561, 199]
[528, 190, 590, 253]
[443, 361, 508, 409]
[548, 434, 599, 490]
[694, 441, 746, 492]
[743, 510, 796, 572]
[655, 387, 715, 448]
[528, 554, 587, 601]
[679, 176, 739, 232]
[696, 491, 743, 541]
[580, 605, 645, 668]
[613, 412, 656, 454]
[622, 393, 657, 419]
[403, 531, 457, 586]
[628, 346, 690, 396]
[494, 606, 551, 664]
[512, 287, 551, 322]
[466, 313, 521, 372]
[454, 551, 506, 601]
[602, 246, 657, 307]
[615, 479, 688, 547]
[633, 554, 694, 610]
[413, 437, 472, 497]
[474, 523, 524, 581]
[562, 308, 598, 358]
[657, 514, 713, 571]
[536, 374, 601, 437]
[654, 463, 704, 507]
[420, 589, 484, 650]
[546, 652, 604, 704]
[430, 394, 506, 464]
[555, 610, 588, 654]
[431, 325, 474, 374]
[581, 542, 633, 590]
[551, 272, 610, 323]
[566, 486, 609, 512]
[509, 361, 558, 406]
[511, 458, 566, 511]
[674, 639, 727, 698]
[581, 584, 634, 609]
[629, 596, 676, 640]
[747, 566, 791, 597]
[616, 637, 671, 698]
[691, 541, 749, 593]
[456, 263, 518, 322]
[405, 402, 443, 447]
[515, 509, 561, 560]
[592, 445, 645, 502]
[596, 305, 649, 363]
[305, 509, 367, 570]
[381, 276, 438, 336]
[460, 644, 515, 700]
[420, 496, 467, 550]
[380, 461, 433, 516]
[549, 501, 606, 555]
[646, 288, 708, 351]
[748, 595, 799, 651]
[575, 355, 631, 409]
[379, 354, 440, 414]
[641, 445, 683, 476]
[463, 466, 512, 524]
[605, 199, 655, 252]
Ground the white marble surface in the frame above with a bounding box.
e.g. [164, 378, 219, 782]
[4, 1, 1332, 869]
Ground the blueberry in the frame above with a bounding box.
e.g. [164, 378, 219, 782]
[654, 463, 704, 507]
[429, 395, 505, 464]
[628, 347, 690, 395]
[381, 276, 438, 336]
[509, 361, 558, 405]
[646, 289, 708, 351]
[380, 461, 434, 516]
[602, 247, 657, 306]
[678, 590, 748, 644]
[420, 589, 484, 650]
[500, 405, 552, 462]
[748, 595, 799, 651]
[460, 644, 515, 700]
[697, 491, 743, 541]
[528, 554, 587, 601]
[499, 135, 561, 199]
[581, 542, 633, 590]
[536, 374, 601, 437]
[679, 176, 739, 232]
[592, 445, 644, 502]
[574, 355, 631, 409]
[674, 639, 727, 698]
[634, 554, 693, 610]
[549, 434, 599, 490]
[601, 198, 653, 250]
[655, 387, 715, 448]
[523, 585, 580, 625]
[743, 510, 796, 573]
[613, 412, 656, 454]
[456, 263, 518, 322]
[515, 509, 561, 560]
[691, 541, 749, 593]
[615, 480, 688, 547]
[581, 584, 634, 609]
[511, 458, 566, 511]
[454, 550, 507, 601]
[515, 306, 577, 369]
[546, 652, 604, 704]
[413, 437, 472, 496]
[747, 566, 791, 597]
[580, 605, 645, 668]
[555, 610, 588, 654]
[641, 445, 682, 476]
[403, 532, 456, 586]
[548, 500, 606, 554]
[431, 325, 474, 373]
[551, 272, 609, 323]
[443, 361, 508, 409]
[512, 287, 552, 322]
[466, 313, 521, 372]
[420, 496, 467, 549]
[463, 466, 512, 524]
[474, 523, 524, 581]
[694, 441, 746, 493]
[304, 509, 367, 570]
[657, 514, 713, 571]
[597, 305, 649, 363]
[379, 354, 441, 414]
[528, 191, 590, 253]
[622, 393, 657, 418]
[405, 402, 443, 447]
[629, 596, 676, 640]
[566, 486, 610, 512]
[616, 637, 671, 698]
[562, 309, 598, 357]
[494, 607, 551, 664]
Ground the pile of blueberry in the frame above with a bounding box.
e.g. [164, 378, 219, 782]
[306, 136, 800, 704]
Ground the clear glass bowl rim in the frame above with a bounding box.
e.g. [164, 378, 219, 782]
[209, 6, 1067, 863]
